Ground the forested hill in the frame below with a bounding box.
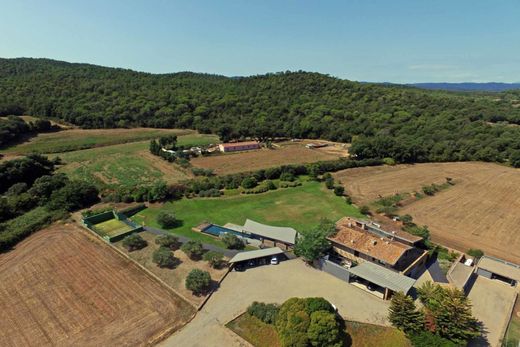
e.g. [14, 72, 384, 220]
[1, 58, 519, 166]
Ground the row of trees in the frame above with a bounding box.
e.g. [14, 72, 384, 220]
[1, 58, 519, 166]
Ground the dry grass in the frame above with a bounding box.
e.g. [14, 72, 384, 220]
[0, 224, 195, 347]
[334, 162, 520, 263]
[344, 320, 411, 347]
[114, 231, 229, 306]
[191, 144, 341, 175]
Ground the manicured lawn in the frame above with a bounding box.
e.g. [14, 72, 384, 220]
[131, 180, 364, 246]
[226, 314, 281, 347]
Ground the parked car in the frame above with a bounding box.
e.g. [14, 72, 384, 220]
[270, 256, 279, 265]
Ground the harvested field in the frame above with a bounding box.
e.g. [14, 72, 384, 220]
[191, 145, 341, 175]
[115, 231, 229, 306]
[3, 127, 195, 154]
[334, 162, 520, 263]
[0, 224, 195, 347]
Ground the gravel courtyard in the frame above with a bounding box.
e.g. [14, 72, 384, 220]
[160, 258, 390, 347]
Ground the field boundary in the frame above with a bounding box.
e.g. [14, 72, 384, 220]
[500, 292, 519, 346]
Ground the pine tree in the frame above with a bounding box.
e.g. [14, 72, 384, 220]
[388, 292, 423, 334]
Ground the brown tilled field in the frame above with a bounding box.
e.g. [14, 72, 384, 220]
[191, 144, 343, 175]
[334, 162, 520, 263]
[0, 224, 195, 347]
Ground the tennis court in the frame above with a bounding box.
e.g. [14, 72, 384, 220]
[94, 218, 134, 237]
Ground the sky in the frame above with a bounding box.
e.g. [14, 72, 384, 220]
[1, 0, 519, 83]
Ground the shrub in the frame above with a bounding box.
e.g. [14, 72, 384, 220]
[155, 234, 180, 249]
[198, 188, 221, 197]
[325, 177, 334, 189]
[279, 181, 302, 188]
[181, 240, 205, 259]
[241, 177, 257, 189]
[265, 180, 277, 190]
[307, 310, 342, 347]
[360, 205, 370, 215]
[408, 331, 457, 347]
[122, 233, 147, 251]
[185, 269, 211, 294]
[333, 186, 345, 196]
[383, 157, 396, 165]
[280, 171, 296, 182]
[467, 248, 484, 259]
[247, 301, 280, 324]
[156, 211, 178, 228]
[276, 298, 311, 347]
[152, 246, 177, 268]
[203, 251, 224, 268]
[345, 196, 352, 204]
[221, 233, 245, 250]
[305, 297, 335, 314]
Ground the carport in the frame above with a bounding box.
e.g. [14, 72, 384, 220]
[229, 247, 285, 270]
[348, 261, 416, 300]
[476, 256, 520, 287]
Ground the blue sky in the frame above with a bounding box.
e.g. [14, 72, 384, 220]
[1, 0, 519, 82]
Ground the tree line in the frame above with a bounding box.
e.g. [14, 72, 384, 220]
[1, 58, 519, 166]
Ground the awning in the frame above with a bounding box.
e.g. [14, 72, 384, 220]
[348, 261, 416, 294]
[229, 247, 284, 264]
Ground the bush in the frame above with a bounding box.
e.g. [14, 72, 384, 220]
[221, 233, 245, 250]
[383, 157, 396, 165]
[305, 297, 335, 314]
[152, 246, 178, 268]
[345, 196, 352, 204]
[155, 234, 180, 249]
[280, 171, 296, 182]
[307, 310, 342, 347]
[279, 181, 302, 188]
[325, 177, 334, 189]
[247, 301, 280, 324]
[467, 248, 484, 259]
[241, 177, 258, 189]
[122, 233, 147, 251]
[185, 269, 211, 294]
[408, 332, 457, 347]
[265, 180, 277, 190]
[333, 185, 345, 196]
[359, 205, 370, 215]
[203, 250, 224, 268]
[181, 240, 205, 259]
[198, 188, 221, 197]
[156, 211, 178, 228]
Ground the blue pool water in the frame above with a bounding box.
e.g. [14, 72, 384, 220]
[203, 224, 246, 238]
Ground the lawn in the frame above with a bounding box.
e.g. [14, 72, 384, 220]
[226, 314, 410, 347]
[226, 314, 281, 347]
[93, 218, 133, 237]
[131, 180, 364, 246]
[504, 300, 520, 347]
[55, 133, 218, 190]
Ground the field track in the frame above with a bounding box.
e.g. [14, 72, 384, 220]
[335, 162, 520, 263]
[0, 224, 194, 346]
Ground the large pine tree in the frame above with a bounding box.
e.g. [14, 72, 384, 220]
[388, 292, 423, 334]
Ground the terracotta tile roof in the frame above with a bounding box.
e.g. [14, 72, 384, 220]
[328, 219, 412, 266]
[220, 141, 259, 148]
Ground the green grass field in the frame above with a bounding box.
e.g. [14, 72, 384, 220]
[93, 218, 133, 237]
[2, 128, 205, 154]
[54, 133, 219, 190]
[131, 180, 364, 246]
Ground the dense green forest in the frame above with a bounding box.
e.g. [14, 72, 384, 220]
[1, 58, 519, 165]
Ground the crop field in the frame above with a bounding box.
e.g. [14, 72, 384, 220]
[2, 127, 198, 154]
[334, 162, 520, 263]
[191, 143, 343, 175]
[131, 180, 364, 246]
[93, 218, 133, 237]
[0, 223, 195, 346]
[55, 133, 218, 190]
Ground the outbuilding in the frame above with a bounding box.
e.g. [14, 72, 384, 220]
[475, 256, 520, 287]
[229, 247, 286, 270]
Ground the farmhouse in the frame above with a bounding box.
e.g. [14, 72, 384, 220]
[475, 255, 520, 287]
[218, 141, 260, 153]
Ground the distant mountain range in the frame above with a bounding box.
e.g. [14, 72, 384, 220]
[408, 82, 520, 92]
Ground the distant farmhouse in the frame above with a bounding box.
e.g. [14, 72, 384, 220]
[218, 141, 260, 153]
[319, 217, 428, 300]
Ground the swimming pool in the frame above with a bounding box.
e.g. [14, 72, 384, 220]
[202, 224, 247, 238]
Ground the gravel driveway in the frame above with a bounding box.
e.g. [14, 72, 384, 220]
[160, 258, 390, 347]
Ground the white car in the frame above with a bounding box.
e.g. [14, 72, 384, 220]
[270, 256, 279, 265]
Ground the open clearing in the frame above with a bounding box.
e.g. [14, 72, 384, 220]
[131, 180, 364, 246]
[55, 132, 218, 190]
[191, 143, 344, 175]
[334, 162, 520, 263]
[0, 223, 194, 346]
[115, 231, 229, 306]
[2, 127, 204, 154]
